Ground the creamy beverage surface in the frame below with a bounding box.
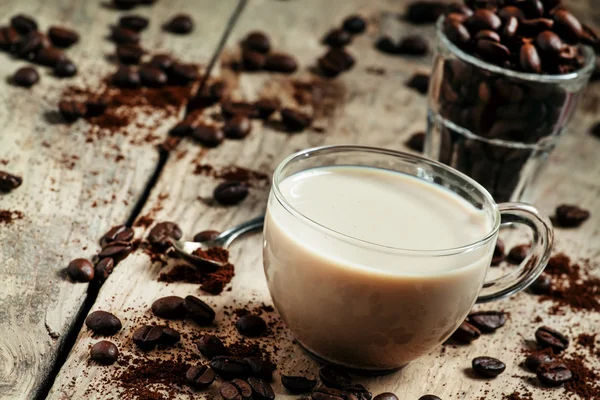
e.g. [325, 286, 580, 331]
[263, 165, 497, 370]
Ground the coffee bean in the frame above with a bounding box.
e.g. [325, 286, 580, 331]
[472, 356, 506, 378]
[15, 32, 46, 58]
[405, 1, 445, 24]
[168, 63, 199, 85]
[94, 257, 115, 282]
[373, 393, 398, 400]
[248, 377, 275, 400]
[11, 14, 37, 35]
[507, 244, 530, 264]
[54, 60, 77, 78]
[555, 204, 590, 227]
[0, 171, 22, 192]
[535, 31, 563, 58]
[319, 366, 352, 389]
[552, 10, 582, 43]
[222, 379, 253, 400]
[35, 47, 67, 67]
[235, 315, 267, 337]
[467, 9, 502, 32]
[194, 230, 220, 242]
[112, 66, 141, 88]
[185, 295, 215, 325]
[242, 50, 266, 71]
[147, 221, 182, 249]
[245, 357, 274, 381]
[119, 15, 149, 32]
[318, 48, 354, 77]
[519, 18, 554, 38]
[405, 132, 425, 152]
[312, 387, 346, 400]
[112, 0, 139, 10]
[535, 326, 569, 352]
[474, 29, 501, 42]
[397, 35, 429, 55]
[406, 73, 429, 94]
[491, 239, 505, 265]
[468, 311, 507, 333]
[446, 12, 468, 24]
[97, 242, 133, 262]
[529, 273, 551, 295]
[164, 14, 194, 34]
[581, 23, 600, 51]
[186, 365, 215, 389]
[281, 375, 317, 394]
[85, 310, 122, 335]
[85, 94, 110, 117]
[0, 26, 20, 51]
[323, 29, 352, 48]
[502, 16, 519, 39]
[519, 43, 542, 73]
[101, 225, 134, 245]
[254, 98, 280, 119]
[117, 43, 144, 64]
[537, 362, 572, 386]
[90, 340, 119, 365]
[243, 31, 271, 54]
[475, 39, 510, 63]
[343, 15, 367, 34]
[67, 258, 94, 282]
[221, 101, 259, 119]
[444, 20, 471, 46]
[191, 124, 225, 148]
[264, 53, 298, 73]
[111, 26, 139, 45]
[148, 54, 173, 71]
[196, 334, 228, 359]
[525, 349, 556, 372]
[375, 36, 398, 54]
[224, 115, 252, 139]
[159, 326, 181, 345]
[345, 384, 371, 400]
[450, 321, 481, 343]
[152, 296, 187, 320]
[281, 108, 312, 132]
[214, 181, 249, 205]
[47, 26, 79, 48]
[132, 325, 163, 350]
[210, 356, 251, 378]
[497, 6, 525, 20]
[59, 100, 86, 122]
[140, 65, 168, 87]
[418, 396, 441, 400]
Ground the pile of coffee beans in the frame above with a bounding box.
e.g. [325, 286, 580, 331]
[317, 15, 366, 77]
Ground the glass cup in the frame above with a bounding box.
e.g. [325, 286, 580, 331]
[425, 17, 595, 203]
[263, 145, 553, 373]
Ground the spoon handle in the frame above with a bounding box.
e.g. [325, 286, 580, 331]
[218, 214, 265, 248]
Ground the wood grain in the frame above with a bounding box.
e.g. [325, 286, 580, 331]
[41, 0, 600, 399]
[0, 0, 238, 398]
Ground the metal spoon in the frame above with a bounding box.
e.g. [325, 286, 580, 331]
[169, 215, 265, 271]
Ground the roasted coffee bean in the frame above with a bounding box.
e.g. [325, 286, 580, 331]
[112, 0, 139, 10]
[242, 50, 266, 71]
[191, 124, 225, 148]
[214, 181, 249, 205]
[35, 47, 67, 67]
[224, 115, 252, 139]
[491, 239, 505, 265]
[468, 311, 507, 333]
[405, 1, 445, 24]
[152, 296, 187, 319]
[373, 393, 398, 400]
[405, 73, 429, 94]
[168, 63, 199, 85]
[472, 356, 506, 378]
[196, 334, 228, 359]
[312, 387, 347, 400]
[164, 14, 194, 34]
[67, 258, 94, 282]
[11, 14, 37, 35]
[345, 384, 371, 400]
[474, 29, 501, 42]
[86, 94, 110, 117]
[323, 29, 352, 48]
[97, 242, 133, 262]
[264, 53, 298, 73]
[467, 9, 502, 32]
[119, 15, 149, 32]
[159, 326, 181, 345]
[552, 9, 582, 43]
[90, 340, 119, 365]
[48, 26, 79, 48]
[0, 171, 22, 192]
[15, 32, 46, 58]
[140, 65, 167, 87]
[210, 356, 251, 378]
[94, 257, 115, 281]
[497, 6, 525, 20]
[444, 20, 471, 46]
[243, 31, 271, 54]
[221, 379, 252, 400]
[281, 375, 317, 393]
[117, 43, 144, 64]
[343, 15, 367, 34]
[555, 204, 590, 227]
[222, 101, 259, 119]
[147, 221, 182, 249]
[475, 39, 510, 64]
[194, 230, 220, 242]
[375, 36, 398, 54]
[54, 60, 77, 78]
[281, 108, 312, 132]
[132, 325, 163, 350]
[254, 98, 280, 119]
[581, 23, 600, 51]
[525, 349, 555, 372]
[446, 12, 468, 24]
[319, 366, 352, 389]
[112, 66, 141, 88]
[397, 35, 428, 55]
[101, 225, 134, 245]
[111, 27, 139, 44]
[169, 121, 192, 137]
[450, 321, 481, 343]
[535, 326, 568, 352]
[508, 244, 530, 264]
[59, 100, 87, 122]
[245, 357, 274, 381]
[185, 295, 216, 325]
[0, 26, 20, 51]
[535, 31, 563, 58]
[418, 396, 441, 400]
[519, 43, 542, 73]
[235, 315, 267, 337]
[248, 377, 275, 400]
[537, 362, 572, 386]
[318, 48, 354, 77]
[150, 54, 174, 71]
[519, 18, 554, 37]
[85, 310, 122, 335]
[502, 16, 519, 38]
[186, 365, 215, 389]
[405, 131, 425, 152]
[529, 273, 551, 295]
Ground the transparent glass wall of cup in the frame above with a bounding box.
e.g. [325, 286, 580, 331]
[425, 18, 595, 203]
[263, 146, 553, 373]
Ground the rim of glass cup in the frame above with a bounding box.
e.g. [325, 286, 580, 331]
[436, 17, 596, 84]
[272, 145, 501, 257]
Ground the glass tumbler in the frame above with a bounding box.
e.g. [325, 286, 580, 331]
[426, 17, 595, 203]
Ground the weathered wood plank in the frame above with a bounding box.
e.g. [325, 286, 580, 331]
[48, 0, 600, 399]
[0, 0, 237, 398]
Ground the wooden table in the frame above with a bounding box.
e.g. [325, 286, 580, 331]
[0, 0, 598, 399]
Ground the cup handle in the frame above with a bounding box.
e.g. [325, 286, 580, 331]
[476, 203, 554, 303]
